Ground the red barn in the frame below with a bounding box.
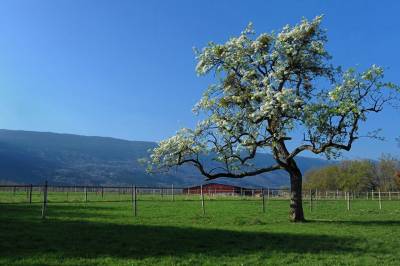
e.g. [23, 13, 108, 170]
[183, 183, 261, 196]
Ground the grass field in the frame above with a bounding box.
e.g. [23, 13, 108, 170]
[0, 193, 399, 265]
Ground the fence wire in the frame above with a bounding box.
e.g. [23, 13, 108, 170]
[0, 185, 399, 204]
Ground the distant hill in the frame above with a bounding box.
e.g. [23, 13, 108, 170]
[0, 129, 331, 187]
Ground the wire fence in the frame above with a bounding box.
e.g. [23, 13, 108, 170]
[1, 184, 399, 203]
[0, 184, 285, 204]
[1, 183, 399, 219]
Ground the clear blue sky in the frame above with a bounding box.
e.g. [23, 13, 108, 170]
[0, 0, 399, 159]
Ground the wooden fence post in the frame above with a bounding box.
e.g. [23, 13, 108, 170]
[134, 186, 138, 216]
[347, 191, 350, 211]
[101, 187, 104, 199]
[310, 189, 313, 212]
[41, 181, 48, 219]
[201, 185, 205, 215]
[372, 189, 374, 200]
[262, 188, 265, 213]
[84, 186, 88, 203]
[378, 189, 382, 210]
[29, 184, 33, 204]
[132, 185, 137, 217]
[171, 184, 174, 202]
[131, 185, 134, 203]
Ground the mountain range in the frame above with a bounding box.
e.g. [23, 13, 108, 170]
[0, 129, 331, 188]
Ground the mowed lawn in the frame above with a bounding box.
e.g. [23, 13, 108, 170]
[0, 193, 399, 265]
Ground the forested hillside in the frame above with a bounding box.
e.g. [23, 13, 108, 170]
[0, 129, 330, 187]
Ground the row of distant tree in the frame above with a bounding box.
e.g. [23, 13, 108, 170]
[304, 154, 400, 192]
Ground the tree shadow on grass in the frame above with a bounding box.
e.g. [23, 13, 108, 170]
[309, 219, 400, 227]
[0, 204, 363, 261]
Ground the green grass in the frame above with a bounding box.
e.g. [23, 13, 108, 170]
[0, 193, 399, 265]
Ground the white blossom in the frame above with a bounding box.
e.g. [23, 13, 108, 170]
[148, 15, 398, 176]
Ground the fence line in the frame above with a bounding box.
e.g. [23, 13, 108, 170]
[1, 184, 400, 202]
[1, 183, 399, 219]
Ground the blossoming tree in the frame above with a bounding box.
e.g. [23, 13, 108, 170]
[148, 16, 398, 222]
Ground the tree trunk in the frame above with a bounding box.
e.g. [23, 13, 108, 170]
[286, 159, 305, 222]
[274, 140, 306, 222]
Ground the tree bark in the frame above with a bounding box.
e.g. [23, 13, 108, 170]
[286, 159, 305, 222]
[274, 140, 306, 222]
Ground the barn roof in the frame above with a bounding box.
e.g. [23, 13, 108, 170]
[185, 182, 247, 189]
